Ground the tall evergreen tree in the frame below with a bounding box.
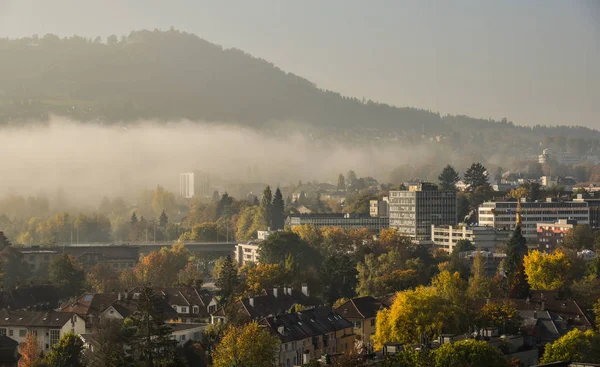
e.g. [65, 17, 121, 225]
[215, 255, 239, 301]
[217, 192, 234, 219]
[271, 188, 285, 230]
[131, 211, 138, 225]
[463, 162, 491, 192]
[337, 173, 346, 190]
[130, 285, 179, 367]
[158, 210, 168, 228]
[438, 165, 460, 191]
[260, 186, 273, 230]
[504, 225, 528, 293]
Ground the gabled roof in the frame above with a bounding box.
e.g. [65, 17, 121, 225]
[60, 293, 118, 317]
[101, 293, 178, 320]
[261, 307, 353, 343]
[0, 310, 77, 328]
[335, 296, 381, 319]
[0, 335, 18, 363]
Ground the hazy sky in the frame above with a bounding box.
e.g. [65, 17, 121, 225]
[1, 0, 599, 128]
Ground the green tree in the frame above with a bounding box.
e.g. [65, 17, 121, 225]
[347, 170, 358, 190]
[49, 254, 85, 296]
[467, 250, 493, 299]
[87, 263, 120, 293]
[129, 285, 179, 366]
[540, 329, 600, 364]
[260, 186, 273, 230]
[562, 224, 595, 250]
[475, 300, 522, 335]
[271, 188, 285, 230]
[504, 225, 527, 289]
[158, 210, 168, 228]
[216, 192, 234, 219]
[212, 322, 279, 367]
[319, 254, 358, 305]
[438, 164, 460, 191]
[88, 318, 132, 367]
[337, 173, 346, 190]
[214, 255, 239, 301]
[43, 332, 85, 367]
[433, 339, 509, 367]
[463, 162, 491, 193]
[258, 231, 321, 268]
[0, 246, 31, 289]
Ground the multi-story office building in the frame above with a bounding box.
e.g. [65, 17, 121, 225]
[536, 219, 577, 252]
[431, 225, 512, 253]
[286, 214, 388, 233]
[478, 198, 589, 242]
[369, 198, 389, 218]
[388, 183, 457, 242]
[179, 171, 211, 199]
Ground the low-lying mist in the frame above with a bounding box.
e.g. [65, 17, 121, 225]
[1, 118, 442, 203]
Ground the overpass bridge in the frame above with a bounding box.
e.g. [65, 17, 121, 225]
[51, 241, 239, 254]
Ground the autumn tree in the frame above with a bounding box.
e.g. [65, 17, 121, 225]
[212, 322, 279, 367]
[562, 224, 595, 250]
[18, 332, 42, 367]
[49, 254, 85, 296]
[475, 300, 522, 334]
[540, 329, 600, 364]
[176, 262, 204, 288]
[43, 332, 85, 367]
[434, 339, 509, 367]
[467, 250, 493, 299]
[373, 271, 469, 348]
[87, 318, 132, 367]
[243, 263, 285, 295]
[235, 206, 260, 240]
[258, 231, 321, 268]
[523, 250, 571, 291]
[87, 263, 120, 293]
[438, 165, 460, 191]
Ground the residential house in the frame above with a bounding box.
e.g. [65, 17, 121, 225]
[0, 310, 85, 351]
[334, 296, 381, 350]
[234, 241, 260, 266]
[0, 336, 19, 367]
[211, 286, 320, 324]
[59, 293, 118, 332]
[260, 307, 355, 367]
[169, 323, 207, 345]
[473, 291, 592, 348]
[158, 287, 218, 323]
[99, 291, 179, 321]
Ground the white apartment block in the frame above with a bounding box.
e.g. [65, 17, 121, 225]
[431, 225, 512, 253]
[478, 198, 589, 242]
[235, 242, 260, 266]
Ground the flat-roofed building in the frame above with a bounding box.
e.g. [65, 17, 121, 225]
[286, 214, 388, 233]
[389, 183, 457, 242]
[478, 198, 589, 242]
[431, 224, 512, 253]
[536, 219, 577, 252]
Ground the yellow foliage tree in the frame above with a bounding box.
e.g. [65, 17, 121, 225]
[212, 322, 279, 367]
[244, 263, 286, 294]
[18, 332, 41, 367]
[523, 250, 571, 291]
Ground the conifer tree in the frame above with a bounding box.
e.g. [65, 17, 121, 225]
[215, 255, 239, 301]
[271, 188, 285, 230]
[260, 186, 273, 230]
[159, 210, 168, 228]
[131, 211, 138, 225]
[463, 162, 491, 192]
[337, 173, 346, 190]
[438, 165, 460, 191]
[504, 225, 528, 295]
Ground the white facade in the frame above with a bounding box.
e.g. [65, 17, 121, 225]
[478, 199, 589, 242]
[235, 242, 260, 266]
[0, 313, 86, 351]
[431, 225, 511, 253]
[180, 172, 195, 199]
[369, 198, 389, 218]
[170, 324, 206, 345]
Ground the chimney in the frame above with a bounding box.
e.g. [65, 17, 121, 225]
[273, 288, 278, 298]
[118, 292, 122, 301]
[301, 284, 309, 297]
[249, 297, 254, 307]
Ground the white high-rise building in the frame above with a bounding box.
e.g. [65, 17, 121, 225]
[180, 173, 195, 199]
[179, 171, 211, 199]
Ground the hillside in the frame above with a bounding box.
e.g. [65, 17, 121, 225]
[0, 29, 599, 153]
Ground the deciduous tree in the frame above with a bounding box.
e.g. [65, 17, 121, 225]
[540, 329, 600, 364]
[523, 250, 571, 291]
[18, 332, 42, 367]
[433, 339, 509, 367]
[212, 322, 279, 367]
[43, 332, 85, 367]
[49, 254, 85, 296]
[87, 263, 120, 293]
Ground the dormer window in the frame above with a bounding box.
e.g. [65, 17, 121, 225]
[193, 306, 199, 314]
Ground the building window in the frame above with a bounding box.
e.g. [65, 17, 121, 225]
[371, 319, 376, 327]
[50, 329, 60, 346]
[8, 329, 13, 337]
[354, 321, 362, 329]
[43, 255, 49, 261]
[19, 329, 27, 337]
[193, 306, 199, 314]
[193, 332, 201, 339]
[181, 307, 188, 314]
[0, 328, 5, 336]
[180, 335, 186, 341]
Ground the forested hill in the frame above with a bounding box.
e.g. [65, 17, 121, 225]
[0, 29, 598, 142]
